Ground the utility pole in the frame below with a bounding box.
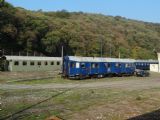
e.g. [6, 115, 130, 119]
[100, 39, 103, 58]
[2, 49, 4, 56]
[61, 46, 64, 58]
[119, 51, 121, 59]
[110, 43, 112, 58]
[61, 45, 64, 75]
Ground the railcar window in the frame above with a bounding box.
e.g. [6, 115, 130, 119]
[30, 61, 34, 66]
[116, 63, 121, 67]
[95, 63, 99, 68]
[14, 61, 19, 66]
[51, 61, 54, 65]
[91, 63, 96, 68]
[45, 61, 48, 66]
[105, 63, 110, 68]
[91, 63, 98, 68]
[23, 61, 27, 66]
[57, 61, 60, 65]
[81, 63, 86, 68]
[38, 61, 41, 65]
[70, 62, 75, 68]
[125, 64, 128, 67]
[108, 63, 111, 68]
[76, 63, 80, 68]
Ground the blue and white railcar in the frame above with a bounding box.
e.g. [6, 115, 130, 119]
[135, 60, 158, 70]
[63, 56, 135, 79]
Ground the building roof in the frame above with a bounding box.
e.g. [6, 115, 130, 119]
[4, 56, 62, 61]
[68, 56, 135, 63]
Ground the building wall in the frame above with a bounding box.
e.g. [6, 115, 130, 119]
[8, 60, 62, 72]
[158, 53, 160, 72]
[150, 64, 159, 72]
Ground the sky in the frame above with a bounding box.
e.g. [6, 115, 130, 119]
[6, 0, 160, 23]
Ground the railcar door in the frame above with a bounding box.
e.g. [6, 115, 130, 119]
[80, 62, 89, 78]
[115, 63, 122, 75]
[69, 62, 76, 77]
[90, 63, 99, 76]
[104, 63, 111, 74]
[63, 59, 68, 77]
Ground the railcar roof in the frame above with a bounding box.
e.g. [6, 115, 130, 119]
[135, 60, 158, 63]
[4, 56, 62, 61]
[68, 56, 135, 63]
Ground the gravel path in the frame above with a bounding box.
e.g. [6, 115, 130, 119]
[1, 78, 160, 91]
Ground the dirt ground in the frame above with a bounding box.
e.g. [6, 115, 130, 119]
[1, 75, 160, 91]
[0, 72, 160, 120]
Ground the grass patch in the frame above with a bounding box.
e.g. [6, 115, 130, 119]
[1, 87, 160, 120]
[1, 72, 160, 119]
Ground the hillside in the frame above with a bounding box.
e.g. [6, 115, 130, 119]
[0, 1, 160, 59]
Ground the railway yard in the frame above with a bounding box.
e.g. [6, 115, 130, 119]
[0, 71, 160, 120]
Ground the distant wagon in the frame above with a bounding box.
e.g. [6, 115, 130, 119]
[0, 56, 62, 72]
[62, 56, 136, 79]
[135, 60, 158, 70]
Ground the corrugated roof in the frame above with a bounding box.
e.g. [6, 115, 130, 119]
[68, 56, 135, 63]
[5, 56, 62, 61]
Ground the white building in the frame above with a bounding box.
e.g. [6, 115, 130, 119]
[150, 53, 160, 72]
[1, 56, 62, 72]
[158, 53, 160, 72]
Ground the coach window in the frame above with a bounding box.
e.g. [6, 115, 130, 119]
[14, 61, 19, 66]
[81, 63, 86, 69]
[95, 63, 99, 68]
[38, 61, 41, 66]
[116, 63, 121, 67]
[45, 61, 48, 66]
[70, 62, 75, 68]
[91, 63, 96, 68]
[51, 61, 54, 65]
[125, 64, 128, 68]
[76, 62, 80, 68]
[23, 61, 27, 66]
[105, 63, 110, 68]
[30, 61, 34, 66]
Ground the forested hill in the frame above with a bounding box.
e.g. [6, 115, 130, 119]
[0, 2, 160, 59]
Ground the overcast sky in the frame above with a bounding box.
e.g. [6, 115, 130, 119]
[6, 0, 160, 23]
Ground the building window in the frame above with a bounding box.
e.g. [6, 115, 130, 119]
[23, 61, 27, 66]
[14, 61, 19, 66]
[30, 61, 34, 66]
[38, 61, 41, 66]
[51, 61, 54, 65]
[57, 61, 60, 65]
[44, 61, 48, 66]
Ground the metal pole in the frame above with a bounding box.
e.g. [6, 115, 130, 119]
[61, 45, 64, 75]
[11, 49, 13, 56]
[119, 51, 121, 59]
[100, 39, 103, 58]
[110, 43, 112, 58]
[61, 46, 64, 58]
[2, 49, 4, 56]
